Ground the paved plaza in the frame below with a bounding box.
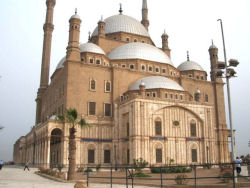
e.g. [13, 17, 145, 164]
[0, 166, 155, 188]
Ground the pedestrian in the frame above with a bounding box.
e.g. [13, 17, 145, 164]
[235, 156, 242, 176]
[0, 160, 3, 170]
[24, 161, 30, 171]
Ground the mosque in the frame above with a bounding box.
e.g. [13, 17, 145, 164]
[13, 0, 231, 167]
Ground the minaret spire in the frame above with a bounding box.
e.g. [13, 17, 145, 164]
[119, 3, 123, 14]
[187, 51, 190, 61]
[36, 0, 56, 124]
[141, 0, 149, 30]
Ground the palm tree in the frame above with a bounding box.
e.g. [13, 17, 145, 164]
[57, 108, 88, 180]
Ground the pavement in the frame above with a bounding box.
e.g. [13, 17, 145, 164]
[0, 166, 155, 188]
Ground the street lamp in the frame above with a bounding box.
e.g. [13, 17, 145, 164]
[216, 19, 239, 188]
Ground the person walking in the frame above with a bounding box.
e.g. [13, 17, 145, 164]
[24, 161, 30, 171]
[235, 156, 242, 176]
[0, 160, 3, 170]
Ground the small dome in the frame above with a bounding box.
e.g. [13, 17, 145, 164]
[56, 56, 66, 70]
[55, 43, 105, 70]
[209, 44, 218, 50]
[80, 43, 106, 55]
[108, 42, 173, 65]
[70, 14, 81, 20]
[92, 14, 150, 37]
[177, 60, 204, 71]
[129, 76, 184, 91]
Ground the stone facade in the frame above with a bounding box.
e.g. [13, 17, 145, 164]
[13, 0, 231, 168]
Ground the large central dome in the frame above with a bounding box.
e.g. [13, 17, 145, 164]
[108, 42, 173, 65]
[92, 14, 150, 37]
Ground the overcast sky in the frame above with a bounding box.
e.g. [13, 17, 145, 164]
[0, 0, 249, 161]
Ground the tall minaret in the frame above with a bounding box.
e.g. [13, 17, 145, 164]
[36, 0, 56, 124]
[208, 41, 219, 81]
[161, 30, 171, 58]
[141, 0, 149, 30]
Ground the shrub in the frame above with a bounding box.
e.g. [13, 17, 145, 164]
[96, 164, 101, 172]
[57, 164, 63, 172]
[219, 170, 233, 183]
[77, 167, 85, 172]
[150, 166, 192, 174]
[175, 174, 188, 185]
[84, 168, 93, 173]
[133, 158, 148, 174]
[203, 163, 212, 169]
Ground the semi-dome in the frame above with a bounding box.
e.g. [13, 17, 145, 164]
[108, 42, 173, 65]
[56, 43, 105, 70]
[177, 60, 204, 71]
[92, 14, 150, 37]
[128, 76, 184, 91]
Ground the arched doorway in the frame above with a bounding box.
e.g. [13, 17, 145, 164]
[50, 128, 62, 168]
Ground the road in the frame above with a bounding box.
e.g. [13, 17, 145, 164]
[0, 166, 155, 188]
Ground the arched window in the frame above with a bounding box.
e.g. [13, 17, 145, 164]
[205, 94, 208, 102]
[190, 122, 197, 137]
[90, 80, 96, 90]
[105, 81, 111, 92]
[155, 120, 162, 136]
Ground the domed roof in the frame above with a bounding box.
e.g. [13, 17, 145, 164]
[177, 60, 204, 71]
[92, 14, 150, 37]
[56, 56, 66, 70]
[80, 42, 106, 55]
[128, 76, 184, 91]
[108, 42, 173, 65]
[56, 43, 105, 70]
[209, 44, 218, 50]
[70, 14, 81, 20]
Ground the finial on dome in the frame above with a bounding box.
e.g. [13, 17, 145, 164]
[75, 8, 77, 15]
[187, 51, 190, 61]
[100, 15, 104, 21]
[119, 3, 123, 14]
[88, 31, 91, 42]
[212, 39, 214, 45]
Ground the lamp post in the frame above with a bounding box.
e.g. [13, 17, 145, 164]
[216, 19, 239, 188]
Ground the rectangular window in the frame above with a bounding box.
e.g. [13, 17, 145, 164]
[156, 149, 162, 163]
[104, 150, 111, 163]
[127, 149, 130, 164]
[122, 64, 126, 68]
[190, 123, 197, 137]
[129, 64, 134, 69]
[104, 103, 111, 117]
[105, 81, 111, 92]
[89, 58, 94, 64]
[88, 149, 95, 163]
[162, 68, 166, 74]
[146, 92, 150, 97]
[155, 67, 160, 73]
[155, 121, 162, 136]
[127, 122, 129, 137]
[141, 65, 146, 71]
[148, 66, 153, 71]
[89, 102, 96, 115]
[96, 59, 101, 65]
[165, 93, 168, 98]
[192, 149, 197, 162]
[152, 92, 156, 97]
[180, 95, 183, 100]
[175, 94, 178, 99]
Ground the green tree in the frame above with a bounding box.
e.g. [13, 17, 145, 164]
[57, 108, 88, 180]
